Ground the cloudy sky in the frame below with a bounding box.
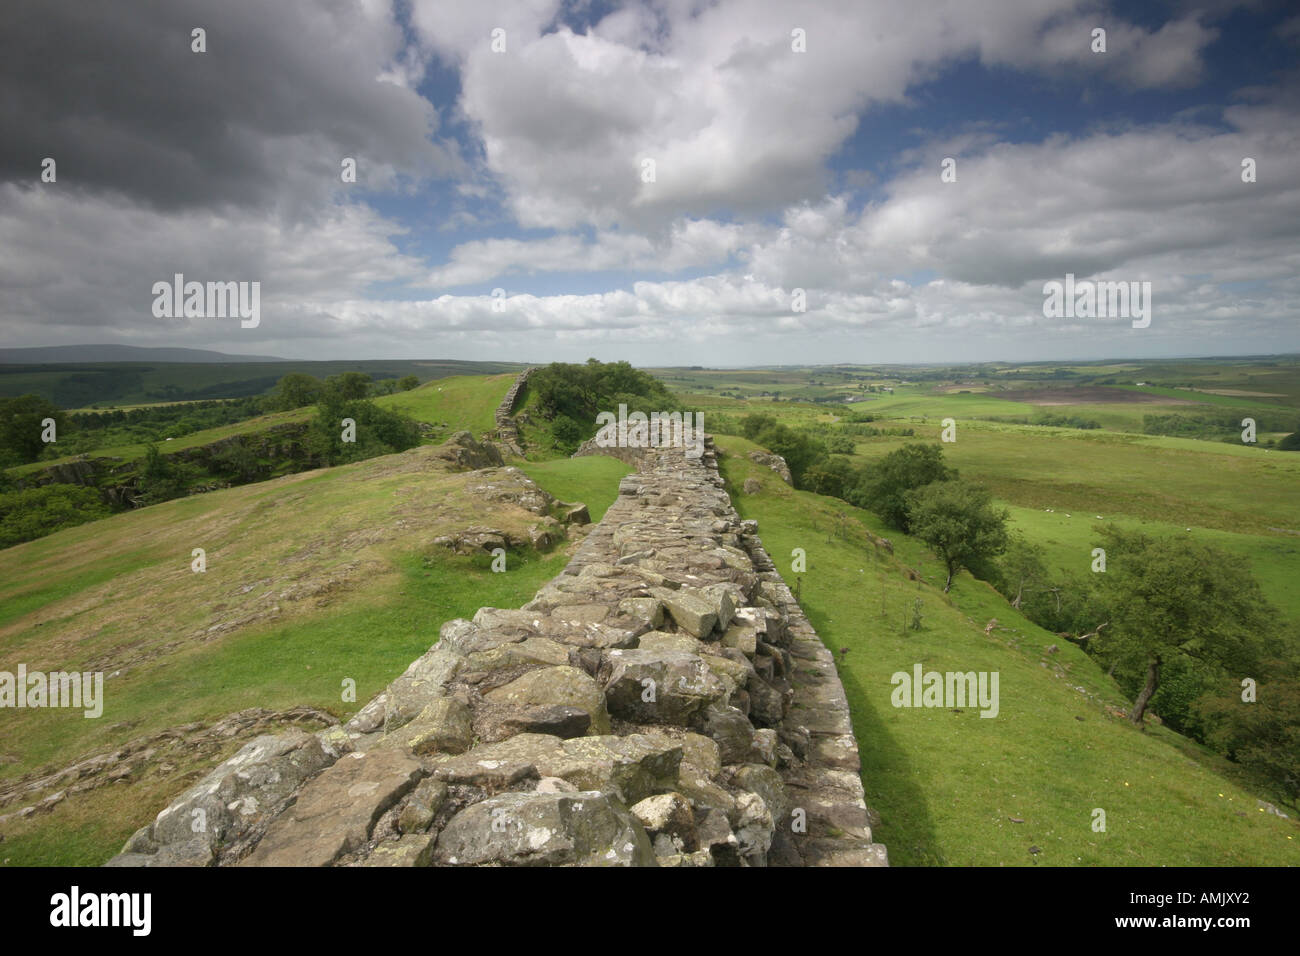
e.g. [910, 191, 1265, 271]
[2, 0, 1297, 365]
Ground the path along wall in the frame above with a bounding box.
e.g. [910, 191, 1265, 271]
[108, 438, 886, 867]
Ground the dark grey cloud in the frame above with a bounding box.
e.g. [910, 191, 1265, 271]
[0, 0, 459, 217]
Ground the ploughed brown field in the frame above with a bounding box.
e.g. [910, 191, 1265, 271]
[990, 386, 1200, 406]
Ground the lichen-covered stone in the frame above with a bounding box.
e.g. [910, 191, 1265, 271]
[631, 792, 697, 853]
[399, 698, 474, 756]
[602, 648, 726, 725]
[398, 777, 449, 834]
[382, 645, 465, 732]
[702, 702, 756, 765]
[106, 729, 335, 867]
[653, 587, 718, 638]
[242, 749, 423, 867]
[360, 832, 439, 867]
[464, 637, 570, 672]
[484, 665, 610, 735]
[427, 732, 680, 805]
[432, 791, 655, 866]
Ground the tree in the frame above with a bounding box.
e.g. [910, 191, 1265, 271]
[137, 443, 197, 504]
[307, 397, 421, 465]
[848, 442, 956, 531]
[802, 456, 855, 499]
[904, 479, 1009, 592]
[1093, 527, 1274, 727]
[1278, 431, 1300, 451]
[0, 394, 64, 464]
[750, 421, 823, 485]
[550, 415, 584, 453]
[996, 531, 1049, 610]
[271, 373, 322, 410]
[826, 433, 855, 455]
[528, 361, 676, 428]
[397, 375, 420, 392]
[740, 414, 777, 440]
[210, 439, 262, 483]
[323, 372, 373, 402]
[1197, 667, 1300, 806]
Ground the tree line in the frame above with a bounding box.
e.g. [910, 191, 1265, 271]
[0, 372, 425, 548]
[0, 372, 424, 469]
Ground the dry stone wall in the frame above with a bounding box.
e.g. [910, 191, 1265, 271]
[494, 367, 535, 455]
[108, 437, 885, 867]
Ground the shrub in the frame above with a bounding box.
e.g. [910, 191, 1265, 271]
[0, 484, 111, 548]
[307, 398, 421, 466]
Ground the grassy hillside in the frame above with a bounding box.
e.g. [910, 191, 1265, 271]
[0, 359, 526, 407]
[655, 357, 1300, 438]
[379, 372, 517, 440]
[0, 405, 630, 866]
[660, 362, 1300, 629]
[717, 435, 1299, 866]
[8, 372, 520, 478]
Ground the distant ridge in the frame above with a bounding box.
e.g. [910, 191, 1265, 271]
[0, 345, 287, 364]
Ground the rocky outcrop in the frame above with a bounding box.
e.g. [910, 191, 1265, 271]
[430, 430, 505, 471]
[107, 438, 884, 867]
[15, 421, 315, 508]
[747, 450, 793, 485]
[494, 368, 535, 456]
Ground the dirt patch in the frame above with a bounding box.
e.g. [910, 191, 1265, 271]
[1194, 388, 1287, 398]
[990, 387, 1201, 406]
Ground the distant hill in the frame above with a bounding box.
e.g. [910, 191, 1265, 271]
[0, 355, 528, 406]
[0, 345, 286, 363]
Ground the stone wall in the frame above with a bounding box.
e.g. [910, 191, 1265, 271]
[494, 367, 535, 456]
[108, 438, 885, 867]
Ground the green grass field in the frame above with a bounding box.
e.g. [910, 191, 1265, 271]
[516, 456, 632, 523]
[378, 372, 518, 439]
[835, 420, 1300, 627]
[717, 435, 1299, 865]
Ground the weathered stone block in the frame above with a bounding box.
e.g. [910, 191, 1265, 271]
[653, 587, 718, 638]
[485, 665, 610, 735]
[602, 648, 726, 725]
[433, 790, 656, 866]
[242, 749, 423, 867]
